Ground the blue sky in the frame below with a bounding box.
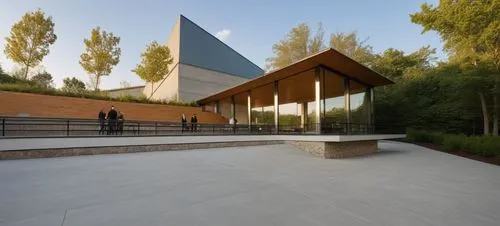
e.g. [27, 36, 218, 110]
[0, 0, 442, 89]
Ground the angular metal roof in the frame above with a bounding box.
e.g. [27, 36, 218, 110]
[179, 15, 264, 78]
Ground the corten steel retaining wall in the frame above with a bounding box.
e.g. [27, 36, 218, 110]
[0, 91, 227, 123]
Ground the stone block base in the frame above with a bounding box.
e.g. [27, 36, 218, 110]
[290, 140, 378, 159]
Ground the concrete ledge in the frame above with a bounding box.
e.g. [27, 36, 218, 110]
[0, 140, 283, 160]
[290, 140, 378, 159]
[0, 134, 405, 151]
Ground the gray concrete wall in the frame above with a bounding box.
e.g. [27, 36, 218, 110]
[178, 64, 248, 102]
[107, 86, 145, 98]
[144, 17, 181, 100]
[144, 65, 179, 101]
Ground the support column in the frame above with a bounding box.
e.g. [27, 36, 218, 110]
[301, 102, 308, 130]
[231, 95, 235, 121]
[274, 81, 279, 133]
[315, 68, 321, 133]
[247, 91, 251, 130]
[370, 87, 375, 133]
[344, 79, 351, 134]
[215, 101, 220, 114]
[365, 87, 373, 133]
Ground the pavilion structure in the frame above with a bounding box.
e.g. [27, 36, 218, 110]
[198, 48, 394, 135]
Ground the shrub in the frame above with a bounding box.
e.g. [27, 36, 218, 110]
[408, 128, 500, 157]
[442, 134, 466, 152]
[406, 128, 444, 144]
[465, 136, 500, 157]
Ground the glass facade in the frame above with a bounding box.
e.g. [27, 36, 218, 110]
[210, 66, 373, 134]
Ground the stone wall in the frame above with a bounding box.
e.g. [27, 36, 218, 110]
[0, 140, 283, 160]
[290, 140, 378, 159]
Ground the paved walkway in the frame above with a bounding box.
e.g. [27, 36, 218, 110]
[0, 141, 499, 226]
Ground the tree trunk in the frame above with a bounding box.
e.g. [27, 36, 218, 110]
[480, 92, 490, 135]
[150, 82, 154, 99]
[494, 93, 499, 136]
[24, 65, 29, 80]
[94, 75, 100, 91]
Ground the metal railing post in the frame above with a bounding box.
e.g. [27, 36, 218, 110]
[2, 119, 5, 137]
[155, 122, 158, 135]
[66, 120, 70, 136]
[137, 122, 141, 135]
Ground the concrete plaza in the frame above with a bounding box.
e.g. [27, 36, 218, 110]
[0, 141, 499, 226]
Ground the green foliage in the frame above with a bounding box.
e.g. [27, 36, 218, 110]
[407, 128, 500, 157]
[61, 77, 86, 94]
[252, 110, 274, 124]
[132, 41, 173, 97]
[279, 114, 300, 127]
[4, 9, 57, 79]
[442, 134, 466, 152]
[406, 128, 445, 144]
[266, 23, 325, 70]
[411, 0, 500, 71]
[266, 24, 376, 70]
[330, 31, 374, 66]
[371, 46, 436, 80]
[30, 71, 53, 88]
[374, 62, 477, 134]
[79, 27, 121, 90]
[0, 72, 22, 84]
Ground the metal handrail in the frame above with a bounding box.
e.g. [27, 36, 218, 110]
[0, 116, 405, 138]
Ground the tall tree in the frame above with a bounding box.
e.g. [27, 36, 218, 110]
[371, 46, 436, 80]
[132, 41, 173, 98]
[4, 9, 57, 80]
[411, 0, 500, 135]
[61, 77, 86, 94]
[79, 27, 121, 91]
[266, 23, 325, 70]
[330, 31, 375, 66]
[30, 70, 53, 88]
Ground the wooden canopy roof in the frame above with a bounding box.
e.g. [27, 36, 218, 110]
[198, 48, 393, 105]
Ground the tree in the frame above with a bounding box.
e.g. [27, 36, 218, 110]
[266, 23, 325, 70]
[30, 71, 53, 88]
[371, 46, 436, 80]
[61, 77, 86, 94]
[330, 31, 375, 66]
[4, 9, 57, 80]
[79, 27, 121, 91]
[411, 0, 500, 135]
[132, 41, 173, 97]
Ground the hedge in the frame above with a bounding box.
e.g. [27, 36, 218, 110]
[407, 128, 500, 157]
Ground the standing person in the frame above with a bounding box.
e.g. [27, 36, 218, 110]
[234, 118, 238, 133]
[98, 109, 106, 135]
[107, 106, 118, 135]
[117, 112, 125, 135]
[181, 114, 187, 133]
[191, 114, 198, 132]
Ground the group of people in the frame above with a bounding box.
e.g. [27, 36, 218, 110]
[181, 113, 198, 132]
[98, 106, 125, 135]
